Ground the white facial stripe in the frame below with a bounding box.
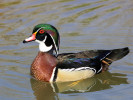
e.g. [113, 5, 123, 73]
[43, 35, 47, 42]
[36, 27, 42, 33]
[35, 38, 53, 52]
[35, 27, 46, 34]
[39, 42, 53, 52]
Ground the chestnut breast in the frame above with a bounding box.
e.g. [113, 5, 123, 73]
[31, 52, 57, 82]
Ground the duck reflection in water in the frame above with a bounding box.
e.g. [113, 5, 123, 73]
[30, 71, 128, 100]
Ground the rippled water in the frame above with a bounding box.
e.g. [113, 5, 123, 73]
[0, 0, 133, 100]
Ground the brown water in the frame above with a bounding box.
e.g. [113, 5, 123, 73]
[0, 0, 133, 100]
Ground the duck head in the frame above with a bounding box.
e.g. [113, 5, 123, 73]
[23, 24, 60, 56]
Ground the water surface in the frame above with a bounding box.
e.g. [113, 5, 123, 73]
[0, 0, 133, 100]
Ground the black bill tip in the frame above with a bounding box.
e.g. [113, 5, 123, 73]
[23, 40, 27, 43]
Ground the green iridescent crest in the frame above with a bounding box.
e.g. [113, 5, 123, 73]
[33, 24, 60, 54]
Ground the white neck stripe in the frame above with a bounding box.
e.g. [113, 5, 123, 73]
[49, 34, 58, 55]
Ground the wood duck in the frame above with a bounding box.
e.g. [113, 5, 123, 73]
[23, 24, 129, 82]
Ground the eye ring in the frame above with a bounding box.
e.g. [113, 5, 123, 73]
[39, 29, 45, 34]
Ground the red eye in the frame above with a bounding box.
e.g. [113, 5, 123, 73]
[39, 29, 45, 34]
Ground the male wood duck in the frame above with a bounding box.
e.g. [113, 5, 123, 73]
[23, 24, 129, 82]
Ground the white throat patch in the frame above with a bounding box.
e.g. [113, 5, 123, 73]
[35, 36, 53, 52]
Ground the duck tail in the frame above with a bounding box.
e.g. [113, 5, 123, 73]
[104, 47, 129, 62]
[101, 47, 129, 71]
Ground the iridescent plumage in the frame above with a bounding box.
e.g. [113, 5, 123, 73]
[23, 24, 129, 82]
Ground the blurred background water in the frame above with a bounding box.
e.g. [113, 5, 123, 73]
[0, 0, 133, 100]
